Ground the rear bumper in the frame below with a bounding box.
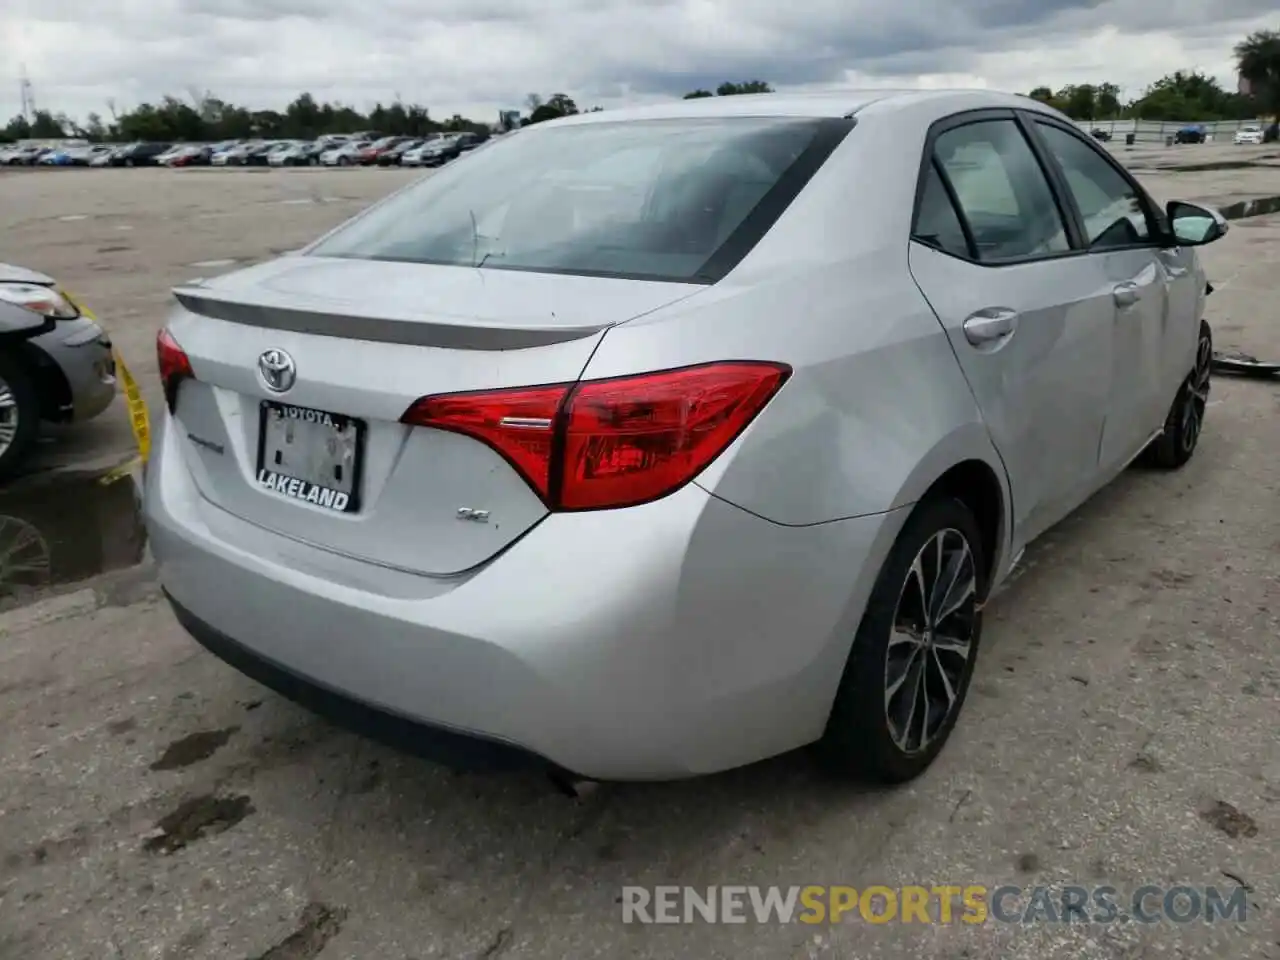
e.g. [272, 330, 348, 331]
[145, 415, 903, 780]
[165, 590, 570, 776]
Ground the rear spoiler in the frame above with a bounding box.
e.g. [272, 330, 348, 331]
[171, 285, 609, 351]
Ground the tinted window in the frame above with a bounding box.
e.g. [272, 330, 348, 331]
[1035, 122, 1152, 249]
[935, 120, 1069, 262]
[913, 162, 970, 258]
[309, 117, 846, 283]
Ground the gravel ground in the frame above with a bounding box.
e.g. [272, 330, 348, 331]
[0, 159, 1277, 960]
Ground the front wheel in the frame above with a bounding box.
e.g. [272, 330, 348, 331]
[0, 353, 41, 480]
[1142, 319, 1212, 469]
[818, 496, 986, 783]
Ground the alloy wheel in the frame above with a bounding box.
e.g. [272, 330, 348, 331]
[884, 528, 978, 754]
[0, 376, 18, 460]
[1181, 328, 1213, 454]
[0, 515, 51, 595]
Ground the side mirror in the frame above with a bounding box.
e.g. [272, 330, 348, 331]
[1166, 201, 1228, 246]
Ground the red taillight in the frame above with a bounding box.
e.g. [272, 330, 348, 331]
[401, 361, 790, 511]
[401, 383, 566, 502]
[156, 328, 194, 413]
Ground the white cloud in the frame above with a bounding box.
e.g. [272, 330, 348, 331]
[1, 0, 1273, 123]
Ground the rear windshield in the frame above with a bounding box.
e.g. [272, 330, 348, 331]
[308, 117, 850, 283]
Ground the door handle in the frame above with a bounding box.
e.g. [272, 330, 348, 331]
[962, 307, 1019, 346]
[1113, 282, 1140, 307]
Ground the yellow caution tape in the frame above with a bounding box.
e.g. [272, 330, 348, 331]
[62, 292, 152, 470]
[96, 455, 143, 486]
[114, 347, 151, 464]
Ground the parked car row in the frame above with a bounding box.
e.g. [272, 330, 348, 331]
[315, 132, 489, 167]
[1, 131, 493, 171]
[0, 141, 177, 167]
[1, 143, 115, 166]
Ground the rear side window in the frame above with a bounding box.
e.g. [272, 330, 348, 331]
[1034, 122, 1152, 250]
[310, 117, 851, 284]
[933, 119, 1069, 263]
[912, 162, 970, 258]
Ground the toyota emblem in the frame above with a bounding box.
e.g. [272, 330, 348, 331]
[258, 348, 296, 393]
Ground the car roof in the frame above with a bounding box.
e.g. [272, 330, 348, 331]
[551, 89, 1059, 126]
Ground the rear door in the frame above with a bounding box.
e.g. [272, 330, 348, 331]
[907, 110, 1114, 550]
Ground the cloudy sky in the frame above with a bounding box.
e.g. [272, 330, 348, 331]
[1, 0, 1274, 124]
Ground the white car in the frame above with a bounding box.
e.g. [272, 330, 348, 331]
[403, 136, 459, 167]
[268, 142, 307, 166]
[1233, 125, 1264, 145]
[398, 141, 438, 166]
[212, 143, 258, 166]
[319, 141, 369, 166]
[154, 145, 186, 165]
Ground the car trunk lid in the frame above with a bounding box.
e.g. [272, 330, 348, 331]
[166, 256, 701, 576]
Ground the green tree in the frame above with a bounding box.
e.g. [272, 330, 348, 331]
[683, 89, 714, 99]
[83, 112, 107, 141]
[1059, 84, 1099, 120]
[1235, 29, 1280, 114]
[284, 92, 322, 137]
[0, 116, 30, 142]
[545, 93, 579, 115]
[1131, 70, 1253, 120]
[28, 110, 67, 138]
[715, 80, 773, 96]
[1095, 83, 1121, 118]
[527, 103, 565, 124]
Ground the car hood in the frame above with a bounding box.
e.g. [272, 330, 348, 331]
[0, 262, 55, 286]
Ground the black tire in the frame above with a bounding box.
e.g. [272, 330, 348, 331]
[1142, 319, 1211, 469]
[0, 352, 41, 480]
[818, 495, 987, 783]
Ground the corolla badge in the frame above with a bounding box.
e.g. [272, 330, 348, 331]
[258, 348, 296, 393]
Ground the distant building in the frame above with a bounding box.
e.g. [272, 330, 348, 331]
[498, 110, 520, 133]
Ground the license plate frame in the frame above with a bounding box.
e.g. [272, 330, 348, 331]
[254, 400, 365, 513]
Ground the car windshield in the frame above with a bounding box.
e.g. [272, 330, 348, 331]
[309, 117, 841, 283]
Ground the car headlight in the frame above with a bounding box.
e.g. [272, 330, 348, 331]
[0, 283, 80, 319]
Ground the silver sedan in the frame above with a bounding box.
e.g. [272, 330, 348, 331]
[0, 263, 117, 477]
[145, 90, 1224, 784]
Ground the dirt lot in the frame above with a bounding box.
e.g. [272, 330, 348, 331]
[0, 161, 1278, 959]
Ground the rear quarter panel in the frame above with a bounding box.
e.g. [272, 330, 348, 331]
[588, 254, 1007, 529]
[583, 104, 1011, 536]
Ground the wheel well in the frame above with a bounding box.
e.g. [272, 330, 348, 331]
[924, 460, 1004, 579]
[11, 342, 73, 422]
